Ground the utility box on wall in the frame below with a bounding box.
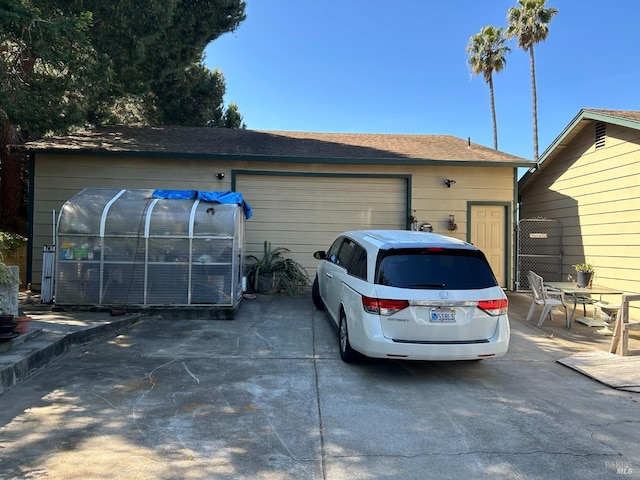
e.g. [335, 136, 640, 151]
[55, 188, 251, 315]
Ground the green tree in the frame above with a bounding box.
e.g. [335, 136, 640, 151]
[0, 0, 246, 229]
[467, 25, 510, 151]
[0, 2, 98, 137]
[506, 0, 558, 161]
[58, 0, 247, 127]
[0, 1, 97, 228]
[220, 102, 247, 129]
[153, 64, 227, 127]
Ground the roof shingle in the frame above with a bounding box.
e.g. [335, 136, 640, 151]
[20, 126, 532, 165]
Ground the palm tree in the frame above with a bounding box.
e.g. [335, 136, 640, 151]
[506, 0, 558, 161]
[467, 26, 510, 150]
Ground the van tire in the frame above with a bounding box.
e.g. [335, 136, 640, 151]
[312, 277, 324, 310]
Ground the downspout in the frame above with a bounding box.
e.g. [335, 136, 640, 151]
[26, 151, 35, 287]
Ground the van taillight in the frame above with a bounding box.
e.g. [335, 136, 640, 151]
[362, 296, 409, 315]
[477, 299, 508, 316]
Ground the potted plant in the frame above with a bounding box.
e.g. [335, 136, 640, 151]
[573, 262, 594, 288]
[244, 241, 310, 296]
[13, 315, 31, 334]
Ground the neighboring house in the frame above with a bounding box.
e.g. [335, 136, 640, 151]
[18, 126, 531, 291]
[519, 108, 640, 296]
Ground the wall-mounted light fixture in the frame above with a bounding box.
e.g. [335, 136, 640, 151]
[444, 179, 456, 188]
[216, 172, 225, 180]
[448, 215, 457, 231]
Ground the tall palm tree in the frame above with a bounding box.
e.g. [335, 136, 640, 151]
[467, 26, 510, 150]
[506, 0, 558, 161]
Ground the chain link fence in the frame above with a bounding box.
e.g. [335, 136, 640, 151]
[516, 218, 562, 291]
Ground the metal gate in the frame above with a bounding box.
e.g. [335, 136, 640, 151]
[516, 218, 562, 291]
[41, 245, 55, 304]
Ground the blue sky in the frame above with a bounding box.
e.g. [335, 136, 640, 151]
[205, 0, 640, 161]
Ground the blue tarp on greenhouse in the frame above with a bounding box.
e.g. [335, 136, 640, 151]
[152, 190, 252, 219]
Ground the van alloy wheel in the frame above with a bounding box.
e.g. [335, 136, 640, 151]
[339, 312, 356, 363]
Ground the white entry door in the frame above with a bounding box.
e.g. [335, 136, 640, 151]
[470, 205, 506, 288]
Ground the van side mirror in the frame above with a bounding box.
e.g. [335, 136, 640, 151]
[313, 250, 327, 260]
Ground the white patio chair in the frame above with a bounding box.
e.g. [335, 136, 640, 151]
[526, 270, 569, 328]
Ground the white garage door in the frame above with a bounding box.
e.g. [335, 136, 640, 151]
[235, 173, 407, 274]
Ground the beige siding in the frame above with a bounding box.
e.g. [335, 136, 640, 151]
[31, 155, 517, 289]
[32, 155, 235, 287]
[520, 123, 640, 296]
[410, 167, 515, 288]
[410, 166, 514, 237]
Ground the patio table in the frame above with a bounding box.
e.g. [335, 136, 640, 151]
[545, 282, 623, 328]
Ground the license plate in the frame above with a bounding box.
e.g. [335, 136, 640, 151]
[430, 307, 456, 323]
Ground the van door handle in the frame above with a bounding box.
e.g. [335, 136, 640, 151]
[325, 272, 333, 279]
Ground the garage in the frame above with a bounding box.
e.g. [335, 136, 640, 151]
[22, 127, 531, 291]
[234, 172, 408, 274]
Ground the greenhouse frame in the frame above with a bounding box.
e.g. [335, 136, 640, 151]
[55, 188, 251, 312]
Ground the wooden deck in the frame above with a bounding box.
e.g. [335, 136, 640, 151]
[558, 350, 640, 392]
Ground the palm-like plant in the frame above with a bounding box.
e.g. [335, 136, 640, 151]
[467, 25, 510, 151]
[244, 241, 310, 296]
[506, 0, 558, 161]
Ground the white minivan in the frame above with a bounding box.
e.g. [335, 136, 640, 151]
[312, 230, 510, 362]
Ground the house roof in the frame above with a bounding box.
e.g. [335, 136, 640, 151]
[519, 108, 640, 190]
[17, 126, 532, 167]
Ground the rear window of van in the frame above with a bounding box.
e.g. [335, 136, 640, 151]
[375, 248, 498, 290]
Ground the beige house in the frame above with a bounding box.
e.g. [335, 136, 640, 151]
[19, 126, 531, 292]
[519, 108, 640, 296]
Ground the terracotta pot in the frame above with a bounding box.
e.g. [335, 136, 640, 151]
[13, 316, 31, 334]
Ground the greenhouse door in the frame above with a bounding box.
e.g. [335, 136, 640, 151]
[235, 173, 407, 274]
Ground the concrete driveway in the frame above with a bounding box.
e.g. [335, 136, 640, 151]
[0, 292, 638, 479]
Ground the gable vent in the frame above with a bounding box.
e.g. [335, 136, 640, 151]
[595, 121, 606, 149]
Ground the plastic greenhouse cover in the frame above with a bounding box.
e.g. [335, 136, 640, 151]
[151, 190, 252, 219]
